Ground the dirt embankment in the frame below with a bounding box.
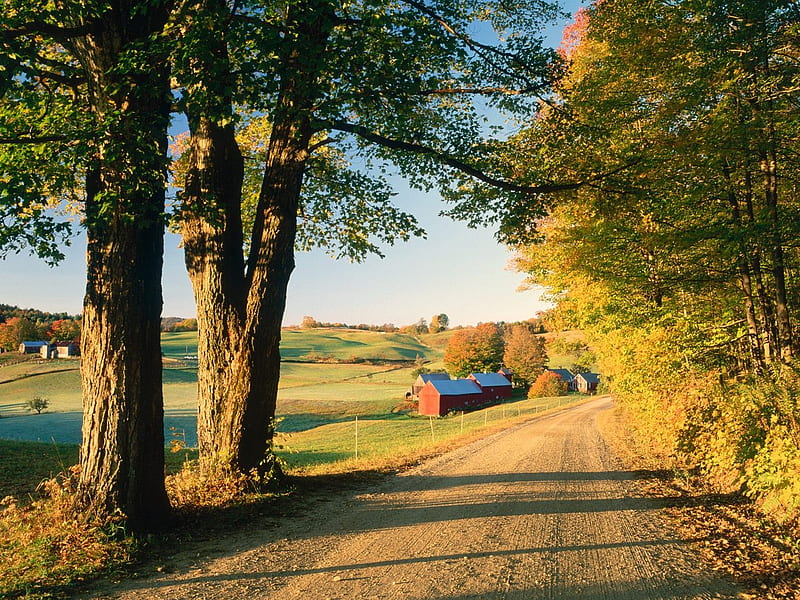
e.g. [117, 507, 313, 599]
[81, 397, 741, 599]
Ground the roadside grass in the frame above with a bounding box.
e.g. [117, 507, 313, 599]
[278, 395, 587, 474]
[0, 442, 200, 600]
[0, 440, 197, 501]
[0, 484, 137, 600]
[0, 440, 80, 500]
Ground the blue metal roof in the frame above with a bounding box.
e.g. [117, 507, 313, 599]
[418, 372, 451, 383]
[470, 372, 512, 387]
[428, 379, 483, 395]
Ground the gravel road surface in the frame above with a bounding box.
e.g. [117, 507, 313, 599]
[83, 396, 741, 599]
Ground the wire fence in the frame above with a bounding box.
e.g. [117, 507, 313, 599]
[280, 394, 591, 471]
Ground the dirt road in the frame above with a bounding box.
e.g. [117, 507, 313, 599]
[85, 397, 740, 599]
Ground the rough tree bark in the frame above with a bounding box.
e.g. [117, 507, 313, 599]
[69, 3, 173, 531]
[182, 0, 333, 474]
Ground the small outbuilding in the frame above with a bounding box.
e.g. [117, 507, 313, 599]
[411, 372, 451, 396]
[547, 368, 575, 391]
[52, 341, 80, 358]
[574, 372, 601, 394]
[418, 379, 484, 416]
[469, 372, 513, 402]
[497, 367, 514, 383]
[19, 341, 48, 354]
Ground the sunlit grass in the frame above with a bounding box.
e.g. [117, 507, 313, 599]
[278, 395, 588, 474]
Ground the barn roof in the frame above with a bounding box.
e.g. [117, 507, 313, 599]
[469, 372, 512, 388]
[427, 379, 483, 396]
[417, 372, 451, 384]
[20, 341, 48, 348]
[576, 372, 601, 384]
[548, 368, 574, 381]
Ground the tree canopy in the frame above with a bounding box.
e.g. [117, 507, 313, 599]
[510, 0, 800, 524]
[444, 322, 506, 377]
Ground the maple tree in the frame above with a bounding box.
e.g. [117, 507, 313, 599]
[503, 324, 547, 386]
[444, 323, 505, 377]
[2, 0, 173, 529]
[0, 317, 45, 350]
[527, 370, 567, 398]
[47, 319, 81, 342]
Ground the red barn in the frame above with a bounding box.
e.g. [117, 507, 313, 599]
[418, 379, 484, 416]
[469, 372, 513, 403]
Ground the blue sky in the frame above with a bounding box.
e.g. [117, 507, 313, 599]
[0, 1, 582, 328]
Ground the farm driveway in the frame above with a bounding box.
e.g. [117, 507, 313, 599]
[83, 397, 740, 599]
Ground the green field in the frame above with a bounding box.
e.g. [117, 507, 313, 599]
[0, 326, 592, 498]
[0, 328, 586, 445]
[278, 394, 584, 473]
[0, 328, 442, 445]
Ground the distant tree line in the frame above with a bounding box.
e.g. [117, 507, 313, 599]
[443, 321, 548, 386]
[0, 306, 82, 351]
[300, 316, 400, 332]
[160, 317, 199, 332]
[0, 304, 79, 325]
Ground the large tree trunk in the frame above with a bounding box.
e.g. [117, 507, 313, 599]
[182, 117, 246, 467]
[178, 0, 248, 470]
[723, 164, 764, 371]
[760, 142, 793, 360]
[70, 4, 172, 531]
[182, 0, 333, 475]
[236, 108, 311, 471]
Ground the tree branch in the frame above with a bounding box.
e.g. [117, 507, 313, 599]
[399, 0, 545, 88]
[0, 135, 74, 144]
[418, 86, 544, 96]
[319, 118, 582, 195]
[2, 20, 98, 41]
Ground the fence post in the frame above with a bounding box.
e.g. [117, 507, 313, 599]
[461, 411, 464, 434]
[429, 415, 435, 443]
[355, 415, 359, 460]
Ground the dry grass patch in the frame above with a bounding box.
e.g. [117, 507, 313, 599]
[597, 403, 800, 600]
[0, 470, 135, 600]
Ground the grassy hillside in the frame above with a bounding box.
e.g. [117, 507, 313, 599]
[280, 328, 432, 362]
[0, 328, 584, 452]
[160, 327, 437, 363]
[0, 329, 434, 445]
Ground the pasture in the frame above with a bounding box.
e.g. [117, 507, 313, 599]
[0, 328, 441, 446]
[0, 327, 591, 499]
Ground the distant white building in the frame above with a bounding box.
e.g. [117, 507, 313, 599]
[19, 341, 48, 354]
[19, 341, 80, 358]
